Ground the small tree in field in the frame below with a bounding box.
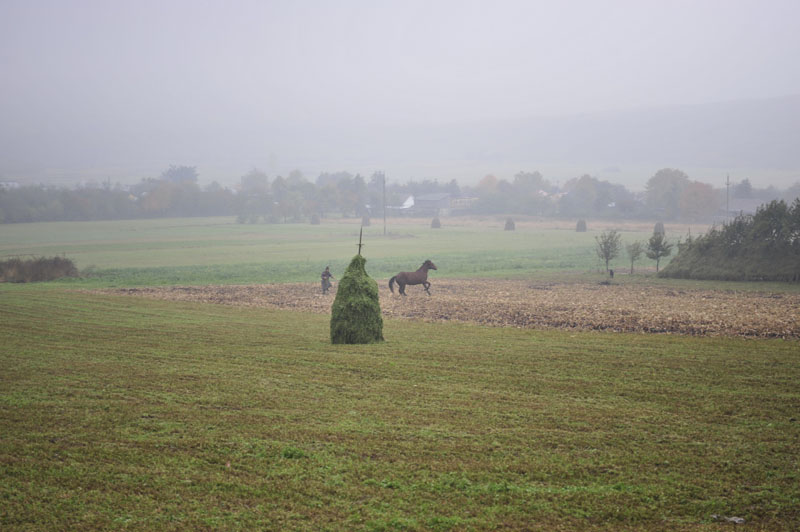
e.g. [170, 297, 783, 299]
[595, 230, 622, 273]
[646, 232, 673, 272]
[576, 219, 587, 232]
[625, 241, 644, 274]
[504, 217, 515, 231]
[431, 217, 441, 228]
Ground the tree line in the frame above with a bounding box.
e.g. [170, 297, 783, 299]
[660, 199, 800, 282]
[1, 165, 798, 224]
[594, 224, 674, 276]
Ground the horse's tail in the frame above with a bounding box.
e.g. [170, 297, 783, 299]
[389, 276, 397, 293]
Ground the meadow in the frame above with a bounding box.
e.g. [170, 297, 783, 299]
[0, 216, 701, 286]
[1, 216, 799, 530]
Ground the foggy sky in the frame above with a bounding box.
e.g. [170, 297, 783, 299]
[2, 0, 800, 188]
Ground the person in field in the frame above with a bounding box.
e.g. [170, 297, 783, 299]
[321, 266, 334, 294]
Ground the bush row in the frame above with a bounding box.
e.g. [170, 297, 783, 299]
[661, 199, 800, 282]
[0, 256, 79, 283]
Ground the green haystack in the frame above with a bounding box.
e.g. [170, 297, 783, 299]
[330, 254, 384, 344]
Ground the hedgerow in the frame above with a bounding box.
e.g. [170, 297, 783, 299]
[661, 199, 800, 282]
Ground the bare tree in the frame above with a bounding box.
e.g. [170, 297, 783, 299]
[595, 230, 622, 274]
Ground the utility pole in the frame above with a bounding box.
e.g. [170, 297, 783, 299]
[726, 174, 730, 220]
[382, 171, 387, 236]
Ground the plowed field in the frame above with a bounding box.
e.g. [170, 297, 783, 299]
[106, 279, 800, 339]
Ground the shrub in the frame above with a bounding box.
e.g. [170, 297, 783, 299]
[310, 214, 321, 225]
[361, 215, 371, 227]
[330, 254, 384, 344]
[504, 217, 515, 231]
[576, 219, 587, 232]
[431, 217, 441, 229]
[0, 256, 79, 283]
[654, 221, 665, 235]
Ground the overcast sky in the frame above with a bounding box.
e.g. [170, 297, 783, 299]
[2, 0, 800, 186]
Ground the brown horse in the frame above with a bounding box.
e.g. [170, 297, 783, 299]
[389, 260, 437, 295]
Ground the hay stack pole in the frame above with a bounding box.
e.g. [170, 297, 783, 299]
[330, 227, 384, 344]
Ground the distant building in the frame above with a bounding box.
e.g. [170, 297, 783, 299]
[712, 198, 770, 224]
[726, 198, 767, 217]
[450, 195, 479, 212]
[414, 193, 453, 215]
[387, 193, 478, 216]
[728, 198, 769, 216]
[0, 181, 21, 190]
[386, 195, 415, 214]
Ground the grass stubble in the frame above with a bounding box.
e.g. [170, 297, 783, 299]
[1, 288, 798, 530]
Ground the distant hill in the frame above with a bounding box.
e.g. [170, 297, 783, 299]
[2, 95, 799, 188]
[501, 94, 800, 169]
[309, 94, 800, 186]
[402, 94, 800, 170]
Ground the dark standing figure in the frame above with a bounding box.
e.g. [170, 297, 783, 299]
[321, 266, 334, 294]
[609, 269, 614, 279]
[389, 260, 437, 296]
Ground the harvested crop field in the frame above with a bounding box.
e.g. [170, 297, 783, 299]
[105, 279, 800, 339]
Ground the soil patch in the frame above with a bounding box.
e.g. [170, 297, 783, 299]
[104, 279, 800, 339]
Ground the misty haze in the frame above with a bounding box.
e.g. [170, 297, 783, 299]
[2, 1, 800, 531]
[1, 0, 799, 191]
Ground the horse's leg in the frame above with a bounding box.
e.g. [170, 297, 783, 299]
[399, 282, 406, 295]
[423, 281, 431, 295]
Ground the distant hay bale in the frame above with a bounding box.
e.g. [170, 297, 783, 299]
[330, 254, 384, 344]
[504, 217, 515, 231]
[576, 219, 587, 232]
[431, 217, 441, 229]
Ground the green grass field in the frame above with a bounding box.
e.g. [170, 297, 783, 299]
[0, 216, 656, 286]
[1, 216, 799, 530]
[2, 289, 798, 530]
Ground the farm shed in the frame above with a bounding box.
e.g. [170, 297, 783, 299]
[414, 193, 453, 216]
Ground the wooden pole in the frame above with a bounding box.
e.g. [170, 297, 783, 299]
[381, 172, 386, 236]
